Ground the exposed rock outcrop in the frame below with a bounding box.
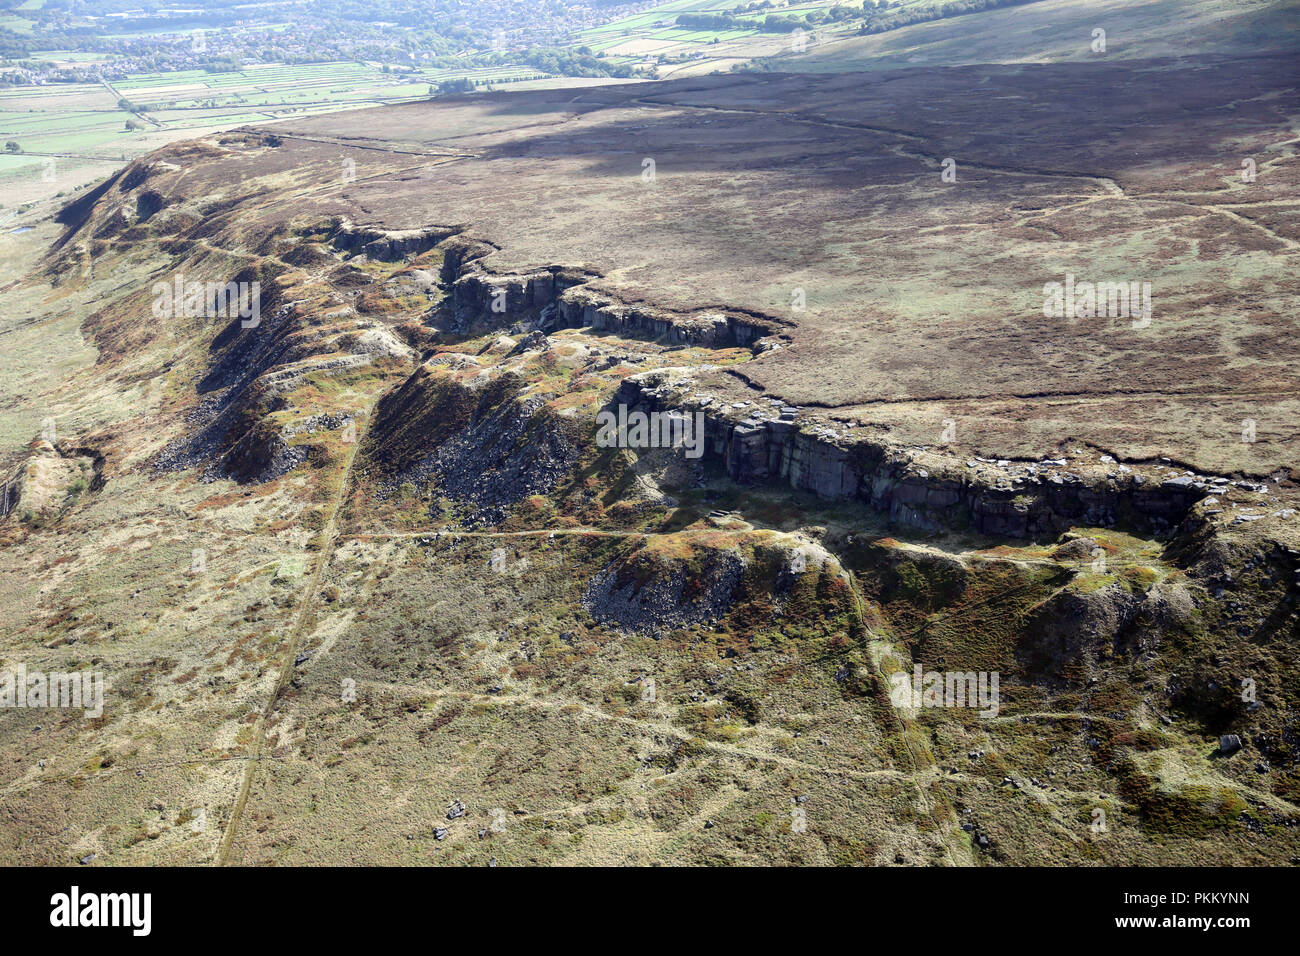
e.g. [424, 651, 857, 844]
[440, 244, 782, 349]
[329, 221, 461, 262]
[0, 442, 98, 519]
[612, 372, 1209, 539]
[583, 546, 746, 634]
[151, 265, 387, 484]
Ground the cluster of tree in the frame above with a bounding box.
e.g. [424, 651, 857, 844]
[675, 12, 745, 32]
[430, 72, 550, 95]
[860, 0, 1040, 35]
[677, 5, 862, 36]
[804, 5, 864, 24]
[0, 57, 56, 71]
[516, 47, 634, 78]
[759, 15, 804, 33]
[435, 76, 475, 94]
[202, 57, 243, 73]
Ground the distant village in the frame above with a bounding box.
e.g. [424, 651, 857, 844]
[0, 0, 667, 86]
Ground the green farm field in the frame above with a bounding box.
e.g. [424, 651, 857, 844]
[575, 0, 867, 77]
[0, 60, 553, 213]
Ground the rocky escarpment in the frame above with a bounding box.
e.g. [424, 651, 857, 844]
[151, 266, 402, 484]
[611, 372, 1219, 539]
[329, 221, 462, 262]
[55, 148, 1284, 538]
[366, 227, 1283, 540]
[437, 236, 784, 350]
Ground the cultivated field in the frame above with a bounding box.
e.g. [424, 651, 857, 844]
[0, 61, 553, 211]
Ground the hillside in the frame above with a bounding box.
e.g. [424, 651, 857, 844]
[0, 5, 1296, 867]
[781, 0, 1300, 70]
